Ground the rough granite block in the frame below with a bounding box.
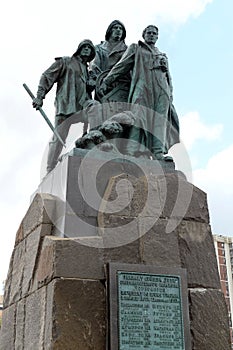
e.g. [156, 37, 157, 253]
[0, 304, 16, 350]
[4, 224, 52, 307]
[15, 298, 26, 350]
[189, 288, 231, 349]
[22, 225, 51, 296]
[52, 237, 104, 280]
[15, 193, 55, 244]
[157, 174, 209, 223]
[44, 283, 54, 350]
[33, 235, 143, 285]
[46, 278, 106, 350]
[2, 251, 14, 308]
[31, 237, 56, 291]
[32, 236, 105, 287]
[5, 240, 26, 307]
[24, 287, 46, 349]
[103, 237, 141, 266]
[178, 221, 221, 289]
[140, 218, 181, 266]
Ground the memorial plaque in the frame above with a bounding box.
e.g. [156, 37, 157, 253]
[109, 263, 191, 350]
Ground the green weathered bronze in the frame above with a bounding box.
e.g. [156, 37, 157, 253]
[33, 39, 96, 173]
[99, 25, 180, 161]
[118, 271, 185, 349]
[109, 263, 191, 350]
[90, 20, 130, 103]
[91, 20, 127, 76]
[31, 24, 180, 170]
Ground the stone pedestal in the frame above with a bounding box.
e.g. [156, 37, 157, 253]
[0, 152, 231, 349]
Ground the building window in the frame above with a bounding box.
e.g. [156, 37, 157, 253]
[229, 314, 232, 327]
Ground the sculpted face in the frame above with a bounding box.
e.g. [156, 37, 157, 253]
[79, 44, 92, 58]
[144, 26, 158, 45]
[110, 24, 124, 41]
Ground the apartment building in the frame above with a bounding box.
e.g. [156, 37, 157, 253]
[213, 234, 233, 347]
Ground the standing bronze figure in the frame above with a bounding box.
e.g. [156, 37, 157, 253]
[100, 25, 179, 160]
[32, 39, 96, 173]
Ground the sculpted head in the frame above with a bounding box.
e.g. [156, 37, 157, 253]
[142, 25, 159, 45]
[99, 120, 123, 138]
[75, 130, 105, 150]
[105, 20, 126, 42]
[73, 39, 96, 62]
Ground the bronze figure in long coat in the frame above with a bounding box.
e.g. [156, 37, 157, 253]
[33, 40, 96, 172]
[101, 25, 179, 160]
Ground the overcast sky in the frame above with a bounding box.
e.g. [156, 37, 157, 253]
[0, 0, 233, 290]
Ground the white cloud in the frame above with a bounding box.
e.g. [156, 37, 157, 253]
[180, 111, 223, 150]
[194, 145, 233, 194]
[193, 145, 233, 236]
[139, 0, 213, 25]
[1, 0, 213, 53]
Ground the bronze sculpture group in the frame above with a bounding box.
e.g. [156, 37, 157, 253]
[32, 20, 179, 174]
